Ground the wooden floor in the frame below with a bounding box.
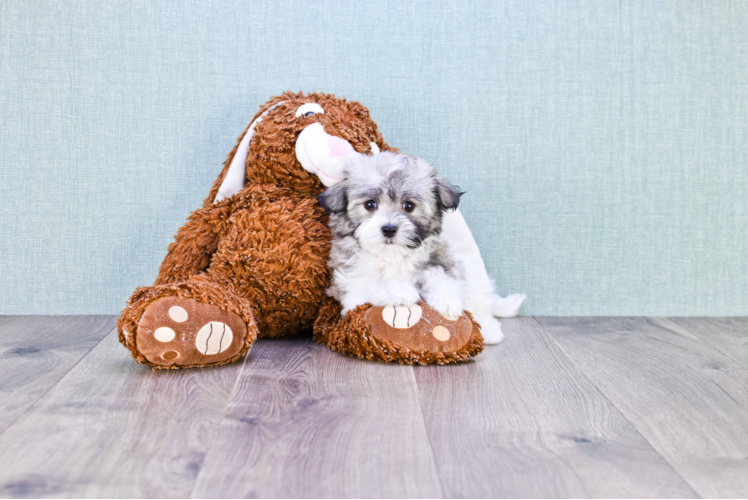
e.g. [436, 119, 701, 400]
[0, 317, 747, 498]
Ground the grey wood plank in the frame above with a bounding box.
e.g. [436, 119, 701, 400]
[414, 317, 696, 498]
[656, 318, 748, 368]
[190, 337, 443, 499]
[0, 315, 116, 435]
[0, 329, 245, 498]
[538, 317, 748, 498]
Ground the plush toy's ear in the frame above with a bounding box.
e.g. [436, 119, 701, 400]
[435, 175, 463, 211]
[203, 101, 286, 206]
[318, 183, 348, 214]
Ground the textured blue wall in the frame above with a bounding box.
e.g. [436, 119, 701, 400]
[1, 0, 746, 315]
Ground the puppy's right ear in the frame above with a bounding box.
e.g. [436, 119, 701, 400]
[318, 183, 348, 214]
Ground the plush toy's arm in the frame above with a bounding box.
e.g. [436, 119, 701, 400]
[154, 202, 232, 286]
[442, 209, 525, 318]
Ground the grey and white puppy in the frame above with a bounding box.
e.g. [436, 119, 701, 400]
[318, 151, 467, 320]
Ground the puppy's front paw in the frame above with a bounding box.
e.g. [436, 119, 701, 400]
[375, 283, 421, 309]
[425, 291, 464, 321]
[341, 297, 366, 317]
[393, 288, 422, 308]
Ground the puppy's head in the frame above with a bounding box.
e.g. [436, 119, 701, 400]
[319, 152, 462, 253]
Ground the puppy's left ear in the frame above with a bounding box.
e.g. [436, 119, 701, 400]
[435, 175, 463, 211]
[318, 183, 348, 214]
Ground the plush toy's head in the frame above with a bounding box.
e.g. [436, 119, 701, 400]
[206, 91, 393, 204]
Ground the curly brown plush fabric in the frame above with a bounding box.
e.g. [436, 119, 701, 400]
[204, 91, 389, 205]
[118, 91, 484, 369]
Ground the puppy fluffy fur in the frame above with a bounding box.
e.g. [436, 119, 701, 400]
[319, 152, 471, 324]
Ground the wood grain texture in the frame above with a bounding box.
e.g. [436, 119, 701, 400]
[414, 317, 696, 498]
[3, 316, 747, 498]
[656, 318, 748, 367]
[0, 315, 115, 435]
[0, 329, 245, 498]
[538, 317, 748, 498]
[190, 337, 442, 499]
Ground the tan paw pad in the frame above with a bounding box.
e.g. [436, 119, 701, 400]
[364, 302, 474, 354]
[137, 296, 248, 367]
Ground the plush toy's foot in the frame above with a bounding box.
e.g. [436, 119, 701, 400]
[135, 296, 248, 367]
[313, 297, 484, 365]
[119, 277, 258, 369]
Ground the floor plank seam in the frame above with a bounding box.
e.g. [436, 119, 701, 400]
[185, 348, 252, 499]
[529, 318, 703, 499]
[646, 317, 748, 370]
[410, 366, 447, 499]
[0, 323, 118, 441]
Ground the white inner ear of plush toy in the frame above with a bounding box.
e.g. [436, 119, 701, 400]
[295, 123, 364, 187]
[215, 101, 285, 203]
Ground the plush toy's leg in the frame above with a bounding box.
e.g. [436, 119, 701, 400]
[313, 297, 484, 365]
[118, 275, 258, 369]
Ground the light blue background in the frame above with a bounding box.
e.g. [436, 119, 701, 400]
[1, 0, 746, 315]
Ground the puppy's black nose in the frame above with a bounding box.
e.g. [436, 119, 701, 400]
[381, 225, 398, 238]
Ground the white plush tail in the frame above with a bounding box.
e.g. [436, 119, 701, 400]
[492, 293, 526, 318]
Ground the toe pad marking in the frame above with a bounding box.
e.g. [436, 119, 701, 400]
[154, 326, 176, 342]
[169, 306, 188, 322]
[382, 305, 423, 329]
[196, 322, 234, 355]
[432, 325, 451, 342]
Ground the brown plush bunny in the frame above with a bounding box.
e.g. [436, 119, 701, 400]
[118, 91, 487, 369]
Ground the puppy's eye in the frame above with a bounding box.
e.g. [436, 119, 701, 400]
[364, 200, 378, 211]
[402, 201, 416, 213]
[295, 103, 325, 118]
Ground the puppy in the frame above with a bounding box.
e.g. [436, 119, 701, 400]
[319, 152, 468, 323]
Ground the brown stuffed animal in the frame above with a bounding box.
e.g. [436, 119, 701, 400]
[118, 91, 487, 369]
